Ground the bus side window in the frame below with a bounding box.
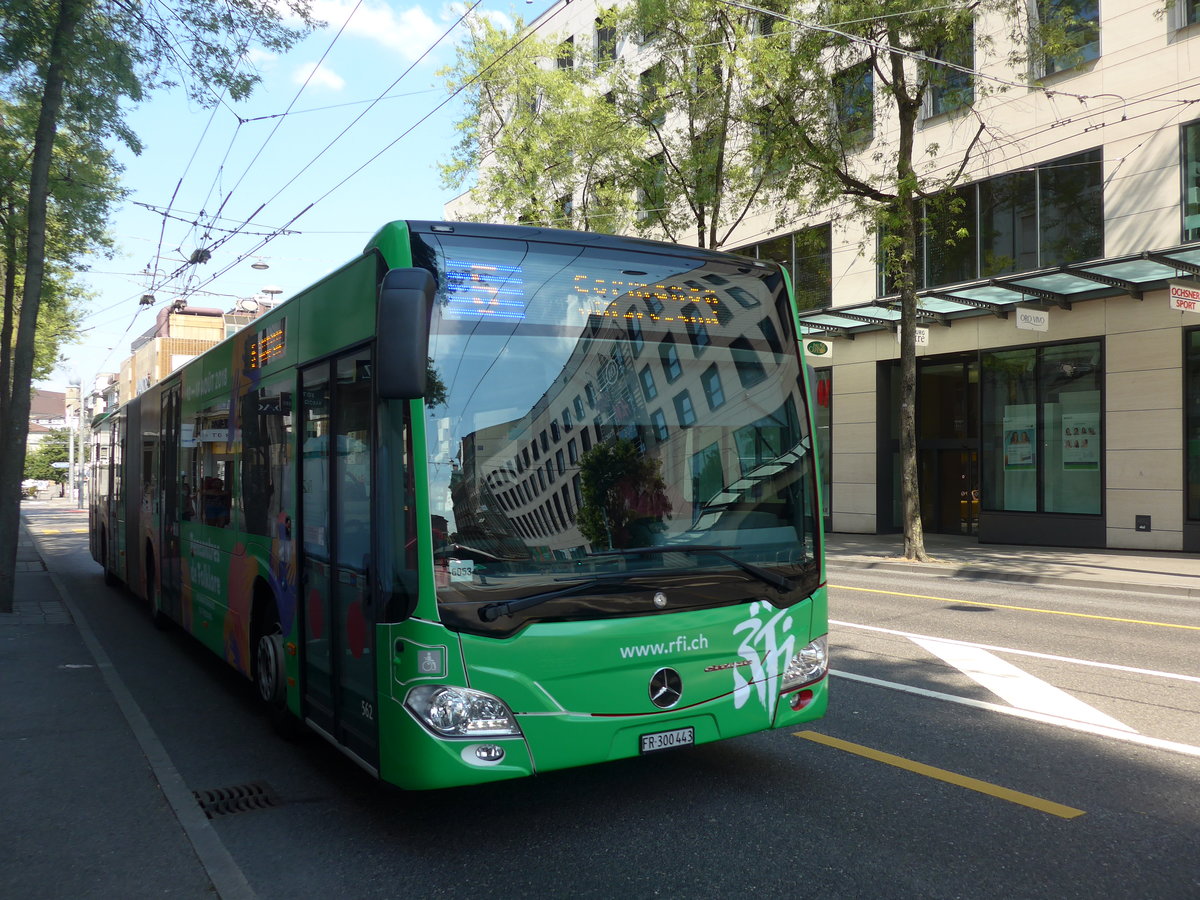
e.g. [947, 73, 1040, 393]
[192, 410, 233, 529]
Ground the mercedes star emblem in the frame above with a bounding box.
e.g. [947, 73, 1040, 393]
[649, 667, 683, 709]
[653, 591, 668, 608]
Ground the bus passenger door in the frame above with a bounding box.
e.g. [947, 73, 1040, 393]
[159, 382, 184, 619]
[300, 349, 379, 770]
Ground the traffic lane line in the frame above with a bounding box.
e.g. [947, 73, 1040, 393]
[832, 584, 1200, 631]
[795, 730, 1086, 820]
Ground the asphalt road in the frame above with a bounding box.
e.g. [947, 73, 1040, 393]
[24, 510, 1200, 899]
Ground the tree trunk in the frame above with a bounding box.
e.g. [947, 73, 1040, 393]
[0, 0, 84, 613]
[2, 204, 17, 422]
[889, 36, 928, 562]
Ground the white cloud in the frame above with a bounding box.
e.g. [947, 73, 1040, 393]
[244, 47, 279, 69]
[310, 0, 443, 61]
[293, 61, 347, 90]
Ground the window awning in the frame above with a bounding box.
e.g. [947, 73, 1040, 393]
[796, 243, 1200, 337]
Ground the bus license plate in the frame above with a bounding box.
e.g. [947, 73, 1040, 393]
[640, 727, 694, 754]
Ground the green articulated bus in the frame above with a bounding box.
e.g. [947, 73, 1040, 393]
[89, 220, 829, 789]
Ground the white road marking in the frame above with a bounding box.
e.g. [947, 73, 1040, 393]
[910, 636, 1136, 732]
[831, 620, 1200, 684]
[831, 670, 1200, 759]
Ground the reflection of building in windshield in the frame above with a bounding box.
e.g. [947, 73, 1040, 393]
[446, 264, 810, 563]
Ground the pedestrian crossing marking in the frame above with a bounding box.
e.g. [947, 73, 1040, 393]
[911, 636, 1135, 732]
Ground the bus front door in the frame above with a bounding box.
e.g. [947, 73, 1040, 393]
[300, 349, 380, 771]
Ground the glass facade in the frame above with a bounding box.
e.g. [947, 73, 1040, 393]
[878, 149, 1103, 294]
[1184, 122, 1200, 243]
[734, 224, 832, 311]
[981, 341, 1101, 516]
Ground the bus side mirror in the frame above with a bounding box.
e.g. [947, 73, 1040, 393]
[377, 267, 436, 400]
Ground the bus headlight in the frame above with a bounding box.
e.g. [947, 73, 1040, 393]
[781, 635, 828, 692]
[405, 686, 522, 738]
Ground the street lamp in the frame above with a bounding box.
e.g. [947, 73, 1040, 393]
[262, 285, 283, 304]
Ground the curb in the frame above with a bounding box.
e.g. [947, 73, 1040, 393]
[826, 557, 1200, 601]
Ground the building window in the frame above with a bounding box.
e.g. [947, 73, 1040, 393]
[639, 364, 658, 400]
[1174, 0, 1200, 27]
[981, 340, 1101, 516]
[878, 149, 1103, 293]
[562, 407, 572, 431]
[1187, 329, 1200, 521]
[674, 390, 697, 427]
[638, 153, 667, 221]
[595, 13, 617, 61]
[651, 409, 669, 442]
[626, 305, 645, 355]
[731, 337, 767, 388]
[574, 395, 585, 419]
[660, 337, 682, 382]
[833, 59, 874, 145]
[925, 22, 974, 118]
[691, 442, 724, 515]
[640, 62, 666, 127]
[568, 438, 579, 465]
[557, 36, 574, 69]
[734, 224, 832, 310]
[682, 302, 710, 354]
[1036, 0, 1100, 77]
[1184, 122, 1200, 242]
[701, 364, 725, 410]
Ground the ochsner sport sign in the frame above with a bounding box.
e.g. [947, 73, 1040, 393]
[1169, 279, 1200, 314]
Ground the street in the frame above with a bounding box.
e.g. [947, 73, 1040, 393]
[14, 505, 1200, 899]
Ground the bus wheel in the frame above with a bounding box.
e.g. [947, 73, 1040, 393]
[146, 552, 169, 631]
[100, 531, 117, 587]
[254, 604, 301, 739]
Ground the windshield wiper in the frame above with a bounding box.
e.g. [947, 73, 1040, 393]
[477, 579, 628, 622]
[587, 545, 795, 593]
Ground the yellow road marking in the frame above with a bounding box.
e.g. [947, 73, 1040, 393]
[796, 731, 1085, 819]
[33, 528, 87, 535]
[831, 584, 1200, 631]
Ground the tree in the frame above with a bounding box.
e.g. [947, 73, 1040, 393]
[24, 426, 70, 483]
[0, 0, 317, 612]
[440, 0, 800, 248]
[576, 438, 672, 549]
[761, 0, 1046, 560]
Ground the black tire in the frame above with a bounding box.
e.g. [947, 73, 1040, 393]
[254, 601, 302, 740]
[146, 553, 170, 631]
[101, 531, 118, 587]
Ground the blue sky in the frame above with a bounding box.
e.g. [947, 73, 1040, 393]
[44, 0, 548, 393]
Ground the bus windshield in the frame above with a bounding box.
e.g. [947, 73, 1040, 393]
[415, 229, 820, 636]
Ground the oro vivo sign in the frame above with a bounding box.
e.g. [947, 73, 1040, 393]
[1016, 308, 1050, 332]
[1169, 280, 1200, 313]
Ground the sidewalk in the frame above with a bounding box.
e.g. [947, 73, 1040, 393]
[825, 531, 1200, 599]
[2, 501, 238, 899]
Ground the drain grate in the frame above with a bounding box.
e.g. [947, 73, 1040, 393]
[193, 782, 282, 818]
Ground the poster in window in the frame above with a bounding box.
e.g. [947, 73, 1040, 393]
[1062, 412, 1100, 470]
[1003, 413, 1036, 470]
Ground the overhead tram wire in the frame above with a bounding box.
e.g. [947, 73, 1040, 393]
[130, 0, 575, 310]
[139, 0, 487, 309]
[203, 0, 371, 229]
